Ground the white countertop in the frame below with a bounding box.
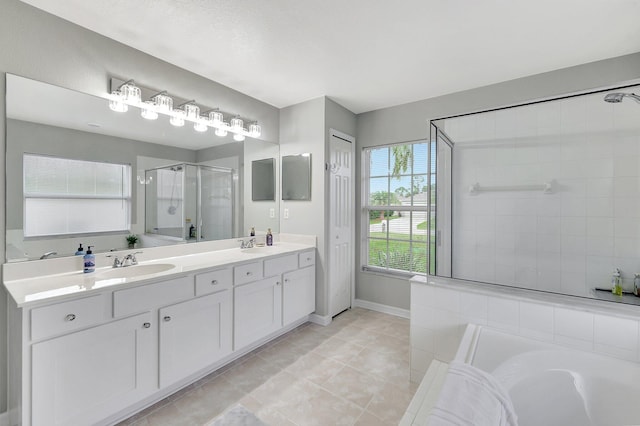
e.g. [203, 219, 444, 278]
[4, 240, 315, 308]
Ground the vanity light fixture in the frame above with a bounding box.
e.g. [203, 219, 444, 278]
[108, 77, 262, 140]
[140, 101, 158, 120]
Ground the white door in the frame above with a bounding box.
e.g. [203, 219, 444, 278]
[159, 291, 232, 388]
[234, 276, 282, 350]
[32, 312, 154, 426]
[329, 129, 355, 317]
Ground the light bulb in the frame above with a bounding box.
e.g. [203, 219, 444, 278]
[153, 93, 173, 113]
[108, 90, 128, 112]
[141, 101, 158, 120]
[184, 103, 200, 120]
[230, 116, 243, 132]
[215, 127, 228, 137]
[249, 122, 261, 138]
[233, 133, 245, 142]
[120, 82, 141, 104]
[194, 117, 208, 132]
[170, 109, 186, 127]
[209, 110, 223, 126]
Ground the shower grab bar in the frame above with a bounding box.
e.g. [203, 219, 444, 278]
[469, 180, 554, 195]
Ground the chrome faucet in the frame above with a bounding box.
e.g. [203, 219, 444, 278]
[40, 251, 57, 259]
[107, 251, 143, 268]
[238, 238, 256, 249]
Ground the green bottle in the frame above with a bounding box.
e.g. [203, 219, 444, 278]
[612, 268, 622, 296]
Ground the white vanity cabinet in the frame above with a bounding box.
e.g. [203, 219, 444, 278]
[283, 266, 316, 326]
[159, 270, 233, 388]
[233, 275, 283, 350]
[31, 312, 155, 426]
[6, 245, 317, 426]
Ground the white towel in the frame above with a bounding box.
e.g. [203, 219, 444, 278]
[427, 361, 518, 426]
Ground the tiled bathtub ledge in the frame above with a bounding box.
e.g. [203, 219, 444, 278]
[409, 275, 640, 382]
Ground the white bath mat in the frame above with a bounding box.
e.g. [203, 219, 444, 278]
[206, 404, 267, 426]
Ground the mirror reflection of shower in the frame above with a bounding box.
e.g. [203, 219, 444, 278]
[145, 163, 236, 243]
[167, 165, 182, 216]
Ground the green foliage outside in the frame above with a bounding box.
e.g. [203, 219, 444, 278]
[368, 232, 434, 274]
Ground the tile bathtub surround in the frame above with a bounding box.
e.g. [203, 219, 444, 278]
[117, 308, 416, 426]
[410, 276, 640, 382]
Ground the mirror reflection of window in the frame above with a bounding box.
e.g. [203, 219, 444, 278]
[23, 154, 131, 237]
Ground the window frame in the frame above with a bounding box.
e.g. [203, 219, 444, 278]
[23, 153, 132, 238]
[361, 140, 433, 277]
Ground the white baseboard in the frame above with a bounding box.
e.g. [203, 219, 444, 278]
[308, 313, 332, 326]
[0, 410, 8, 426]
[353, 299, 410, 319]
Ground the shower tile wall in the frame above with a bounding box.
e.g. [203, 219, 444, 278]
[447, 90, 640, 296]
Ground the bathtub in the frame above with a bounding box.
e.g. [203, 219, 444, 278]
[452, 324, 640, 426]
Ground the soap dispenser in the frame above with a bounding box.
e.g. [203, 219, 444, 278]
[83, 246, 95, 273]
[75, 243, 85, 256]
[266, 228, 273, 246]
[250, 227, 255, 237]
[612, 268, 623, 296]
[634, 273, 640, 297]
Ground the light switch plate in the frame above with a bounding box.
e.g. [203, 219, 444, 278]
[269, 208, 275, 218]
[284, 208, 289, 219]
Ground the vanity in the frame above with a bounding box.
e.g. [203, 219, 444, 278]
[4, 238, 316, 426]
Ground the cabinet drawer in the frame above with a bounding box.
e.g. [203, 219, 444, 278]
[31, 294, 107, 341]
[298, 250, 315, 268]
[234, 262, 263, 285]
[264, 254, 298, 277]
[113, 276, 194, 317]
[195, 268, 232, 296]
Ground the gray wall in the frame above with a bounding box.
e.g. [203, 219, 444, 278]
[0, 0, 280, 416]
[356, 51, 640, 310]
[279, 97, 327, 313]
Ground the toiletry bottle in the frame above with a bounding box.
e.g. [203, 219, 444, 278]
[75, 243, 84, 256]
[266, 228, 273, 246]
[83, 246, 95, 273]
[250, 227, 255, 237]
[634, 273, 640, 297]
[612, 268, 622, 296]
[189, 224, 195, 239]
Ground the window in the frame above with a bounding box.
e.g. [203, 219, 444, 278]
[362, 141, 435, 275]
[23, 154, 131, 237]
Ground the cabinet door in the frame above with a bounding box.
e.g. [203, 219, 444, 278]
[159, 291, 232, 388]
[283, 266, 316, 326]
[234, 276, 282, 350]
[32, 312, 154, 426]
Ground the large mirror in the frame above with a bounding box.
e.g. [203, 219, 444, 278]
[5, 74, 279, 261]
[430, 82, 640, 306]
[282, 154, 311, 201]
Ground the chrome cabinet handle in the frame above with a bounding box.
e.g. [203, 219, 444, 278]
[276, 281, 281, 286]
[164, 316, 171, 322]
[65, 314, 76, 321]
[307, 257, 311, 261]
[246, 271, 252, 276]
[211, 280, 218, 285]
[284, 279, 290, 283]
[143, 322, 151, 328]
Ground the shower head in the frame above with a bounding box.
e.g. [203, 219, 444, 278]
[604, 92, 640, 104]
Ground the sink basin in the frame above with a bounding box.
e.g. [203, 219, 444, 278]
[98, 263, 175, 279]
[241, 246, 273, 254]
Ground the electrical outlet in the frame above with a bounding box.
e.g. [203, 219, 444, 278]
[269, 208, 275, 218]
[284, 208, 289, 219]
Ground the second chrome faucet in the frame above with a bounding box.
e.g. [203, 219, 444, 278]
[107, 251, 143, 268]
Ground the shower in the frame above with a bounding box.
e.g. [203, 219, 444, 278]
[604, 92, 640, 104]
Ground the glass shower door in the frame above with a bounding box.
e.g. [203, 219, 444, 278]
[198, 166, 234, 241]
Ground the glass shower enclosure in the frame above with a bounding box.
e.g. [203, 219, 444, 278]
[144, 163, 236, 242]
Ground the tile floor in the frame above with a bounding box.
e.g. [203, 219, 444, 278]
[118, 308, 416, 425]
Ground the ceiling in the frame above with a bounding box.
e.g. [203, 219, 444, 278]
[20, 0, 640, 114]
